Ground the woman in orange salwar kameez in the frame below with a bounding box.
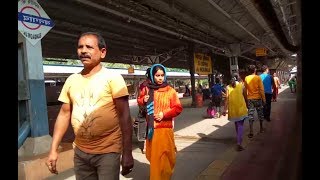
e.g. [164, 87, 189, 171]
[137, 64, 183, 180]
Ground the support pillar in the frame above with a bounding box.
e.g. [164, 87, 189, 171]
[20, 33, 49, 137]
[208, 51, 215, 88]
[279, 71, 283, 84]
[229, 56, 239, 75]
[188, 43, 196, 107]
[229, 43, 240, 76]
[18, 32, 51, 157]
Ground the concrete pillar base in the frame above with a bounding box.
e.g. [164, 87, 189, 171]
[18, 135, 53, 159]
[18, 148, 74, 180]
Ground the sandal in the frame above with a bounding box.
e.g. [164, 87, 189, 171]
[236, 145, 244, 151]
[248, 133, 253, 138]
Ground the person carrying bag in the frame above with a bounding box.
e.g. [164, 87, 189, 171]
[134, 88, 149, 141]
[134, 68, 151, 143]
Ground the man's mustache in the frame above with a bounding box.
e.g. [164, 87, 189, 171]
[80, 54, 91, 59]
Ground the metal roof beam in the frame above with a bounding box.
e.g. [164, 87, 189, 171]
[76, 0, 228, 53]
[207, 0, 275, 54]
[249, 0, 299, 52]
[41, 1, 184, 45]
[207, 0, 259, 42]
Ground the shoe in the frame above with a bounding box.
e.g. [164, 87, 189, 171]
[236, 145, 244, 151]
[140, 148, 145, 154]
[214, 113, 219, 119]
[260, 128, 265, 133]
[248, 133, 253, 138]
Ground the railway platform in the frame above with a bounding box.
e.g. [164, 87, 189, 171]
[18, 85, 300, 180]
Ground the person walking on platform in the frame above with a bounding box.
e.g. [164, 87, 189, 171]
[288, 76, 297, 93]
[272, 72, 281, 102]
[137, 64, 183, 180]
[139, 68, 151, 93]
[134, 68, 151, 154]
[244, 64, 266, 138]
[46, 32, 134, 179]
[223, 73, 248, 151]
[184, 84, 191, 96]
[210, 78, 226, 118]
[259, 65, 274, 121]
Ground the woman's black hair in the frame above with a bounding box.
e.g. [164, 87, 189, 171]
[247, 64, 256, 74]
[215, 78, 220, 84]
[145, 68, 151, 80]
[230, 73, 239, 88]
[79, 32, 106, 50]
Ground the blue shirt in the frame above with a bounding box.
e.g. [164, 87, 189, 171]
[260, 73, 273, 94]
[211, 84, 225, 96]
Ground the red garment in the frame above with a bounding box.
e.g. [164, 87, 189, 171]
[272, 87, 278, 101]
[139, 80, 149, 91]
[137, 86, 182, 129]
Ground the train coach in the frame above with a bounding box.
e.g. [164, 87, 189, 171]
[43, 64, 207, 104]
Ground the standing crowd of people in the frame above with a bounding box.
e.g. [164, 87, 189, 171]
[46, 31, 289, 180]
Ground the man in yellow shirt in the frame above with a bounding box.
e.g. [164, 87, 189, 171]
[46, 32, 134, 179]
[244, 65, 266, 138]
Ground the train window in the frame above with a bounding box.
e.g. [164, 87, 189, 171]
[56, 79, 64, 86]
[45, 80, 56, 87]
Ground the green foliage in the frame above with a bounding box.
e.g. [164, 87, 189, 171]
[175, 80, 185, 86]
[166, 67, 189, 72]
[198, 79, 209, 87]
[43, 58, 82, 65]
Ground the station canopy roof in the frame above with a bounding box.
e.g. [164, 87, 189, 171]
[38, 0, 301, 71]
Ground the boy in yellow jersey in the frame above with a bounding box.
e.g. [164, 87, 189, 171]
[244, 65, 266, 138]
